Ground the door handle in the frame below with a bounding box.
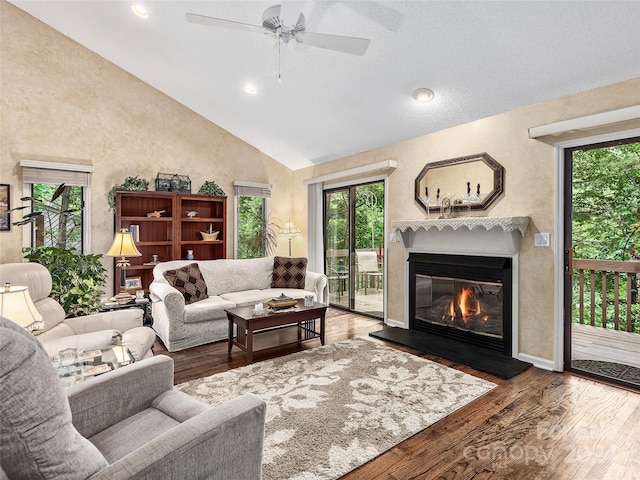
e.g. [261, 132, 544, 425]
[564, 248, 573, 275]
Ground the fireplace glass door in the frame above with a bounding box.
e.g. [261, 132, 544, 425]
[415, 274, 504, 340]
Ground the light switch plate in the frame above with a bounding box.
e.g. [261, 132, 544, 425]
[390, 233, 398, 243]
[534, 233, 550, 247]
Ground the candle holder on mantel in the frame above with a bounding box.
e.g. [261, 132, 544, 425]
[439, 195, 452, 219]
[421, 196, 431, 219]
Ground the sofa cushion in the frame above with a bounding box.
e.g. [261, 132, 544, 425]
[163, 263, 209, 305]
[220, 290, 267, 307]
[0, 317, 108, 478]
[183, 296, 235, 324]
[272, 256, 307, 289]
[199, 257, 273, 295]
[259, 288, 316, 302]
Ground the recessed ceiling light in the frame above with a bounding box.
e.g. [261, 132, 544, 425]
[413, 88, 434, 103]
[131, 4, 149, 19]
[244, 83, 257, 95]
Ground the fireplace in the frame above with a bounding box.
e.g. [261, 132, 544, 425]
[370, 217, 530, 378]
[409, 253, 512, 355]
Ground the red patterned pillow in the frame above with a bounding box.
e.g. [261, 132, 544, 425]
[163, 263, 209, 305]
[271, 257, 307, 289]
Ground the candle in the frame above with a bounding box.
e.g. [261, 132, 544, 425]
[436, 188, 440, 200]
[476, 183, 481, 195]
[424, 186, 428, 197]
[467, 182, 471, 195]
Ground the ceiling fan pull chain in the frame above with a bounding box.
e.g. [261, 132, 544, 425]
[278, 35, 282, 84]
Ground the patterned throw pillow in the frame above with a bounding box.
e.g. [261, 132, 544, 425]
[271, 256, 307, 289]
[163, 263, 209, 305]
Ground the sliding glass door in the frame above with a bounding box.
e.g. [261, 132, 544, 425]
[324, 181, 384, 318]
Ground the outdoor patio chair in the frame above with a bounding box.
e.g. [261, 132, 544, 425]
[355, 249, 383, 295]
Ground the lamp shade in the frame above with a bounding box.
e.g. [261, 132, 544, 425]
[0, 284, 44, 332]
[106, 228, 142, 258]
[280, 220, 301, 238]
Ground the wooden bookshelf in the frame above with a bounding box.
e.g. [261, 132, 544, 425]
[114, 191, 226, 294]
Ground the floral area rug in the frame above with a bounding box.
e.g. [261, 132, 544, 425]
[176, 338, 497, 480]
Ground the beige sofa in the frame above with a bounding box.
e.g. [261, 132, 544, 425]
[149, 257, 327, 352]
[0, 262, 156, 361]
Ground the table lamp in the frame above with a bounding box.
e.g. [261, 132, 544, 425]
[0, 282, 44, 332]
[279, 219, 300, 256]
[106, 228, 142, 302]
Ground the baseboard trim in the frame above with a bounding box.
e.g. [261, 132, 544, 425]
[518, 353, 556, 371]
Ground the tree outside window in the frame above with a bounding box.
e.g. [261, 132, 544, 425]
[29, 184, 83, 251]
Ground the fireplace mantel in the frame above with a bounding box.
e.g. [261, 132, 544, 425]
[392, 216, 530, 255]
[393, 216, 529, 235]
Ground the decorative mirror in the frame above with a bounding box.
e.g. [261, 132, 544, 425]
[414, 152, 504, 214]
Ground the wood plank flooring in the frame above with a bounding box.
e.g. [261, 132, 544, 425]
[153, 309, 640, 480]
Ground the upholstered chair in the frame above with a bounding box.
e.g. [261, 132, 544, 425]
[0, 262, 155, 361]
[0, 317, 266, 479]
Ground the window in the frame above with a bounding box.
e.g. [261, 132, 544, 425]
[20, 160, 91, 253]
[233, 181, 272, 259]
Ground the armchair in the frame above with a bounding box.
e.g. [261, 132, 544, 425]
[0, 317, 266, 479]
[0, 262, 155, 361]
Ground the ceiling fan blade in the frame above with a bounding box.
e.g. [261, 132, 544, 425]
[185, 13, 266, 34]
[279, 1, 305, 28]
[296, 31, 370, 56]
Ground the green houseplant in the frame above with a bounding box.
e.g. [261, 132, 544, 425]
[198, 180, 226, 197]
[22, 246, 107, 317]
[108, 176, 149, 213]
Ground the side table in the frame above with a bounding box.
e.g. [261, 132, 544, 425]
[100, 298, 153, 326]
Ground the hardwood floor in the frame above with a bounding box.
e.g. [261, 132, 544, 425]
[154, 309, 640, 480]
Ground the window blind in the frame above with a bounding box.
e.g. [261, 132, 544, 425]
[233, 181, 271, 198]
[22, 167, 91, 187]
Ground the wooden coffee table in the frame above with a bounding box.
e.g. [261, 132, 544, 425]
[226, 299, 327, 363]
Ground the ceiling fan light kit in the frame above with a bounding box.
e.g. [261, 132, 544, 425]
[131, 3, 149, 19]
[413, 88, 435, 103]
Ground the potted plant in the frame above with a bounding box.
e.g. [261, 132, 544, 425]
[198, 180, 226, 197]
[22, 246, 107, 317]
[108, 176, 149, 213]
[256, 214, 279, 257]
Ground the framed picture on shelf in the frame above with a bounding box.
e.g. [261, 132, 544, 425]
[125, 276, 142, 292]
[0, 184, 10, 231]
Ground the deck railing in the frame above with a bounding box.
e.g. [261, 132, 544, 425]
[573, 259, 640, 333]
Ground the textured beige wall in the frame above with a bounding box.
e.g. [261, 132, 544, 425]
[0, 2, 295, 292]
[294, 78, 640, 362]
[2, 1, 639, 363]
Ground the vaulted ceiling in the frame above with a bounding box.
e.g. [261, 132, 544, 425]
[9, 1, 640, 170]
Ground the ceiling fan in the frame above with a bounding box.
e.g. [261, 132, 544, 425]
[185, 2, 371, 57]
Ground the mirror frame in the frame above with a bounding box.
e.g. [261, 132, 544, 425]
[414, 152, 504, 213]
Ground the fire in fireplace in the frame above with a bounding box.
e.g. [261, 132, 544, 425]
[409, 253, 512, 354]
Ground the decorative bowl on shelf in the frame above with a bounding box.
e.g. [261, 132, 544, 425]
[200, 230, 219, 241]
